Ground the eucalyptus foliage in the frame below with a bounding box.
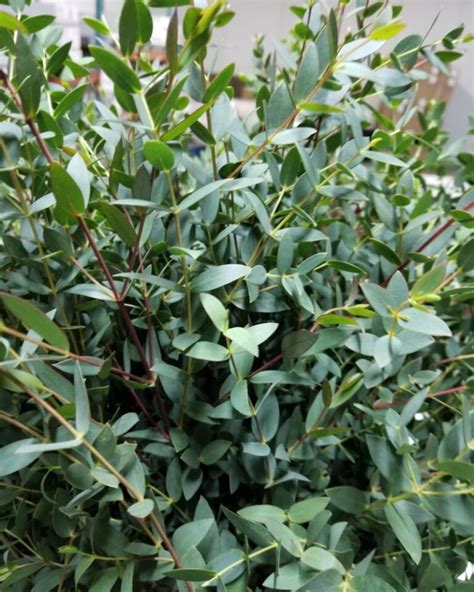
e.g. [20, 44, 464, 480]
[0, 0, 473, 590]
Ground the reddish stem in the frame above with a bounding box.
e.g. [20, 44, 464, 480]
[373, 385, 467, 410]
[0, 70, 54, 165]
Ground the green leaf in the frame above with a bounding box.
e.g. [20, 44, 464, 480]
[47, 42, 72, 77]
[411, 265, 446, 298]
[318, 314, 358, 326]
[299, 102, 343, 114]
[287, 497, 329, 524]
[200, 293, 228, 332]
[179, 179, 228, 209]
[435, 461, 474, 484]
[75, 558, 95, 587]
[50, 162, 85, 223]
[15, 436, 82, 453]
[244, 191, 273, 235]
[374, 335, 402, 368]
[67, 154, 90, 207]
[74, 362, 90, 436]
[91, 467, 120, 488]
[23, 14, 55, 34]
[458, 238, 474, 272]
[191, 264, 250, 292]
[137, 1, 153, 43]
[435, 50, 463, 63]
[225, 327, 259, 356]
[370, 239, 401, 265]
[120, 563, 134, 592]
[262, 563, 324, 590]
[0, 439, 42, 477]
[167, 569, 217, 582]
[162, 103, 212, 141]
[398, 308, 452, 337]
[282, 330, 318, 359]
[385, 503, 422, 564]
[53, 83, 88, 118]
[149, 0, 191, 5]
[186, 341, 229, 362]
[231, 379, 252, 416]
[345, 304, 375, 319]
[127, 499, 154, 518]
[271, 127, 315, 145]
[200, 440, 232, 465]
[1, 292, 69, 351]
[361, 283, 393, 317]
[166, 8, 178, 73]
[326, 260, 367, 275]
[327, 486, 367, 514]
[365, 151, 407, 167]
[0, 11, 27, 32]
[301, 546, 345, 574]
[143, 140, 175, 171]
[322, 379, 333, 407]
[242, 442, 270, 456]
[349, 576, 396, 592]
[82, 16, 111, 36]
[203, 63, 235, 103]
[89, 46, 141, 93]
[90, 568, 118, 592]
[15, 34, 43, 117]
[173, 519, 214, 556]
[223, 508, 273, 546]
[265, 519, 304, 557]
[248, 323, 279, 345]
[99, 203, 137, 247]
[119, 0, 152, 55]
[239, 504, 286, 523]
[370, 21, 406, 41]
[329, 374, 363, 408]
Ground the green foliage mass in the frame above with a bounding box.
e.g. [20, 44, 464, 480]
[0, 0, 473, 590]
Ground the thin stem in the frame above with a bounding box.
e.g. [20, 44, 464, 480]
[78, 216, 158, 379]
[226, 61, 336, 179]
[438, 354, 474, 365]
[0, 325, 152, 385]
[373, 386, 467, 410]
[0, 70, 54, 164]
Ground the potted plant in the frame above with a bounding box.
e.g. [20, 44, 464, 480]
[0, 1, 472, 590]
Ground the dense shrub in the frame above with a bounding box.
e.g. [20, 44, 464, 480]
[0, 0, 473, 590]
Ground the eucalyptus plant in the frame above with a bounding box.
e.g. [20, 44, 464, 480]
[0, 0, 473, 590]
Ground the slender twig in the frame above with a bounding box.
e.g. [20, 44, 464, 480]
[373, 385, 468, 410]
[438, 354, 474, 365]
[0, 325, 152, 385]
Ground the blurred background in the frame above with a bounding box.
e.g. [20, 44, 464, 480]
[15, 0, 474, 139]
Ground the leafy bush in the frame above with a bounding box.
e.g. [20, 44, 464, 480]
[0, 0, 473, 590]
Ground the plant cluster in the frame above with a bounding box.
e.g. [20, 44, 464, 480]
[0, 0, 473, 591]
